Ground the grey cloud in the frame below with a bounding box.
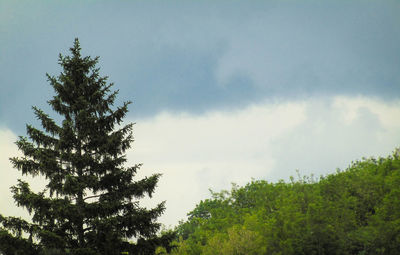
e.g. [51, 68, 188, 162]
[217, 1, 400, 97]
[1, 0, 399, 134]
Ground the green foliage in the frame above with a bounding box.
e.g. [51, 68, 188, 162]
[170, 149, 400, 255]
[0, 39, 174, 255]
[0, 228, 37, 255]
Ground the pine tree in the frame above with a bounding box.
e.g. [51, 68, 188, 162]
[0, 39, 173, 255]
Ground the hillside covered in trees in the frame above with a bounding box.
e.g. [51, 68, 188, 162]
[167, 150, 400, 255]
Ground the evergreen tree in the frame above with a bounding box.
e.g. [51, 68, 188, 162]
[0, 39, 172, 255]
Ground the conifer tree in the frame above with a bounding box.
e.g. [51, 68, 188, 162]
[0, 39, 172, 255]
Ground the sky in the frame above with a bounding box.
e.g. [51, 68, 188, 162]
[1, 0, 400, 228]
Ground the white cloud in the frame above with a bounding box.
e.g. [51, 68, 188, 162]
[0, 128, 47, 220]
[126, 102, 306, 226]
[333, 96, 400, 128]
[271, 96, 400, 180]
[0, 128, 27, 218]
[128, 96, 400, 227]
[1, 96, 399, 228]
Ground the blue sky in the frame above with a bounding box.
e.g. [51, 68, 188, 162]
[1, 0, 400, 227]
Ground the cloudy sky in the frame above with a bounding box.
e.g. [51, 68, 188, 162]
[1, 0, 400, 227]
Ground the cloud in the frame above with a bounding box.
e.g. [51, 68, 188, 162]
[127, 101, 306, 227]
[0, 128, 47, 219]
[1, 0, 400, 133]
[271, 97, 400, 180]
[0, 129, 27, 218]
[1, 96, 400, 228]
[215, 1, 400, 98]
[128, 96, 400, 226]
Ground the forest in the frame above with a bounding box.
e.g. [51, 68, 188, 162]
[165, 150, 400, 255]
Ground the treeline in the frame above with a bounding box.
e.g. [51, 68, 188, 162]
[166, 150, 400, 255]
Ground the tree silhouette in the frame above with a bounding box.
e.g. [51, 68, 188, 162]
[0, 39, 173, 255]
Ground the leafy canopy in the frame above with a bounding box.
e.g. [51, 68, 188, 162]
[171, 150, 400, 255]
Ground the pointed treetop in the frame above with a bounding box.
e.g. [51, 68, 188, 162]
[71, 38, 81, 59]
